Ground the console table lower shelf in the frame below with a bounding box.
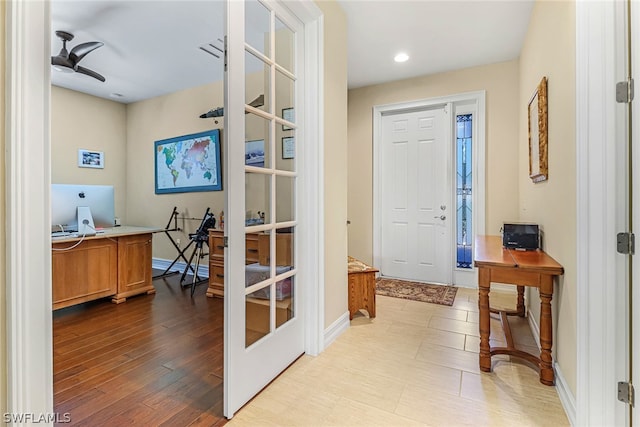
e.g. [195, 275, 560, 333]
[52, 227, 157, 310]
[474, 235, 564, 385]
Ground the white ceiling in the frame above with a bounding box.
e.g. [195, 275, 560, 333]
[50, 0, 534, 103]
[339, 0, 534, 89]
[51, 0, 226, 104]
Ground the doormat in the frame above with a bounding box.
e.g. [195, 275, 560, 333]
[376, 278, 458, 306]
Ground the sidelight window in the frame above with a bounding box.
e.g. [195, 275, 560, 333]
[456, 114, 473, 268]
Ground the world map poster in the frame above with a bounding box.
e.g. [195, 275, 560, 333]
[154, 129, 222, 194]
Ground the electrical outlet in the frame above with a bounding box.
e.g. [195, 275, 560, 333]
[176, 238, 181, 247]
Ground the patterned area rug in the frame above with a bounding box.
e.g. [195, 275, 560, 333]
[376, 278, 458, 306]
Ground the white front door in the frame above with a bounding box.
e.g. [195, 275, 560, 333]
[224, 0, 307, 418]
[379, 107, 452, 284]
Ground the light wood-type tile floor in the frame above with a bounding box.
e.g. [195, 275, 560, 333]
[228, 288, 570, 427]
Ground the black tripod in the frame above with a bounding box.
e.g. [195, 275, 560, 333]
[153, 207, 192, 279]
[180, 209, 216, 296]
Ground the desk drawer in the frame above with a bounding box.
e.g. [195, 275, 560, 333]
[210, 263, 225, 285]
[209, 233, 225, 258]
[246, 234, 260, 263]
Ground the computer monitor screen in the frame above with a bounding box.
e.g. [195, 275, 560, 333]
[51, 184, 115, 232]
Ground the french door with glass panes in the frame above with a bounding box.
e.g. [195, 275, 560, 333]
[224, 0, 305, 418]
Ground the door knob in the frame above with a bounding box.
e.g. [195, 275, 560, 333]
[434, 215, 446, 220]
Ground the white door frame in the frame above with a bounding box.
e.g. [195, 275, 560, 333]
[4, 0, 324, 418]
[372, 91, 486, 288]
[632, 0, 640, 424]
[5, 0, 54, 418]
[575, 0, 629, 425]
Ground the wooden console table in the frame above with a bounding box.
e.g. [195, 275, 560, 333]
[474, 235, 564, 385]
[347, 256, 378, 320]
[52, 226, 160, 309]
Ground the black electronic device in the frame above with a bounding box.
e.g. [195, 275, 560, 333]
[502, 223, 540, 250]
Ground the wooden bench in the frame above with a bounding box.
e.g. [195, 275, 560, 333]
[347, 256, 379, 320]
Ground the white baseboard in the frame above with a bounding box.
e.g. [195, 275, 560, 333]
[152, 257, 209, 278]
[527, 309, 541, 348]
[324, 311, 350, 349]
[527, 308, 575, 425]
[554, 362, 577, 426]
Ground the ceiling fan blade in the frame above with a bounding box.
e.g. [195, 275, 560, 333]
[75, 65, 106, 82]
[51, 55, 74, 69]
[69, 41, 104, 64]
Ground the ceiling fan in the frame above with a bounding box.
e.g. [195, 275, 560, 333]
[199, 94, 265, 120]
[51, 30, 106, 82]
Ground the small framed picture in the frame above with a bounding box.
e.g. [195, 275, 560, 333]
[78, 149, 104, 169]
[282, 137, 295, 159]
[282, 107, 294, 131]
[245, 139, 265, 167]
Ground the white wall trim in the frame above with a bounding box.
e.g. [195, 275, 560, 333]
[527, 312, 575, 425]
[527, 309, 541, 348]
[5, 0, 53, 419]
[151, 257, 209, 279]
[575, 1, 628, 425]
[554, 362, 577, 427]
[302, 11, 324, 358]
[323, 311, 350, 349]
[372, 91, 486, 286]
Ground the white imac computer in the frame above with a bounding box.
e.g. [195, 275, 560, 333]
[51, 184, 115, 236]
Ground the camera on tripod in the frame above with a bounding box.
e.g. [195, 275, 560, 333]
[180, 208, 216, 296]
[190, 212, 216, 243]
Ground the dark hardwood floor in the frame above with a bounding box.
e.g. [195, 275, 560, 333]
[53, 271, 226, 426]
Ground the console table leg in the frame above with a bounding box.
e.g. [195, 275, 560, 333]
[478, 268, 492, 372]
[516, 285, 525, 316]
[539, 277, 555, 385]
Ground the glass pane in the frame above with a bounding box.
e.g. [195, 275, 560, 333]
[275, 276, 294, 329]
[245, 112, 270, 169]
[276, 70, 295, 124]
[275, 175, 294, 223]
[275, 129, 295, 172]
[456, 114, 473, 269]
[275, 227, 295, 269]
[246, 289, 270, 347]
[245, 232, 261, 273]
[245, 51, 270, 114]
[245, 0, 271, 57]
[246, 172, 271, 226]
[275, 17, 294, 73]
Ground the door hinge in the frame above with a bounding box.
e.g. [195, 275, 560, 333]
[224, 236, 228, 248]
[617, 232, 635, 255]
[616, 78, 634, 103]
[223, 36, 228, 71]
[618, 381, 635, 406]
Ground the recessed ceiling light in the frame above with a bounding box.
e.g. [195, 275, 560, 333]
[394, 53, 409, 63]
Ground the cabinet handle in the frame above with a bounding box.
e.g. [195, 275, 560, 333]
[247, 248, 258, 253]
[216, 274, 224, 278]
[216, 245, 225, 250]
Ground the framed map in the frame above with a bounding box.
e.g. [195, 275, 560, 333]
[154, 129, 222, 194]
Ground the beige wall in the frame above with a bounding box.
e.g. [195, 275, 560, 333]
[125, 81, 224, 260]
[316, 0, 349, 328]
[0, 0, 6, 417]
[347, 60, 520, 264]
[51, 86, 128, 224]
[518, 0, 576, 395]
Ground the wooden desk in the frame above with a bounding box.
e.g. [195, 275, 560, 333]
[347, 256, 379, 320]
[52, 226, 160, 309]
[474, 235, 564, 385]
